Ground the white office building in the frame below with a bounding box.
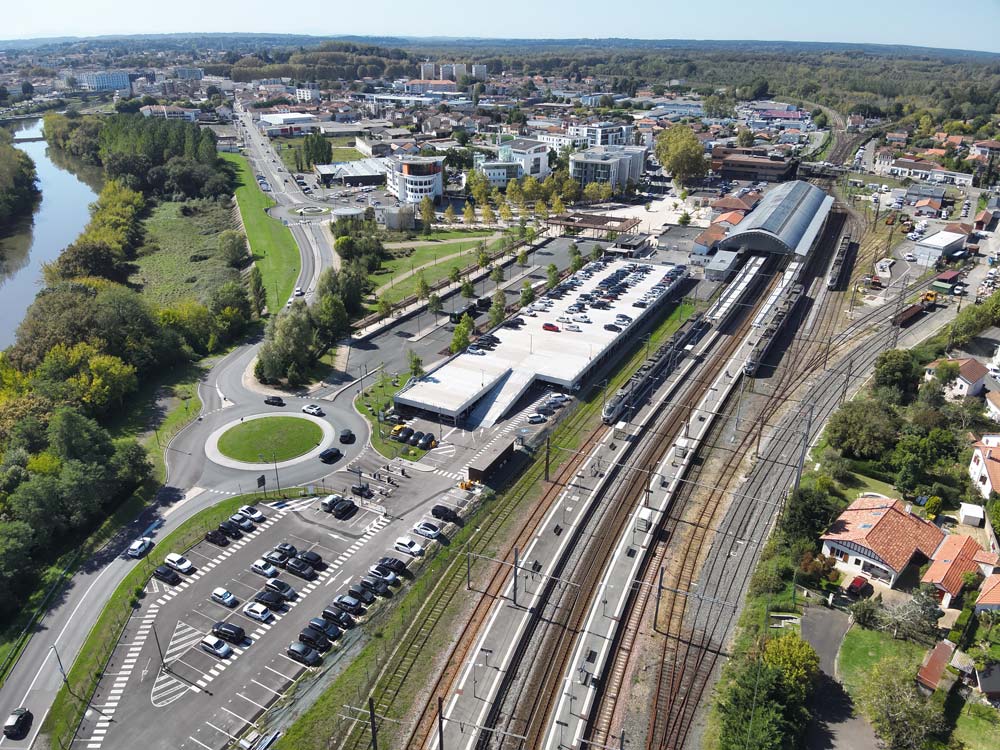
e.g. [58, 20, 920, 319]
[419, 62, 437, 79]
[296, 83, 321, 102]
[474, 138, 549, 188]
[568, 122, 634, 148]
[533, 131, 587, 150]
[386, 155, 446, 203]
[570, 145, 647, 190]
[173, 67, 204, 80]
[471, 64, 488, 80]
[79, 71, 131, 92]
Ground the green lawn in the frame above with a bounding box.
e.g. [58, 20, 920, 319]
[330, 147, 364, 162]
[838, 471, 898, 500]
[217, 416, 323, 462]
[271, 137, 362, 171]
[838, 626, 926, 698]
[946, 692, 1000, 750]
[383, 229, 493, 243]
[222, 153, 300, 313]
[133, 201, 239, 307]
[374, 237, 504, 304]
[355, 375, 430, 462]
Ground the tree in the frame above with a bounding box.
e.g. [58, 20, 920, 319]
[444, 204, 456, 224]
[463, 202, 476, 225]
[449, 266, 462, 285]
[546, 263, 559, 290]
[377, 296, 393, 320]
[762, 633, 819, 707]
[489, 292, 506, 328]
[416, 274, 430, 300]
[873, 350, 919, 403]
[248, 265, 266, 314]
[737, 128, 755, 147]
[490, 265, 504, 291]
[477, 248, 490, 270]
[311, 294, 348, 348]
[718, 659, 789, 750]
[482, 204, 495, 225]
[461, 278, 475, 299]
[590, 244, 603, 262]
[420, 196, 435, 234]
[569, 245, 584, 272]
[521, 280, 535, 307]
[517, 249, 528, 267]
[499, 201, 513, 223]
[678, 211, 692, 226]
[218, 230, 247, 268]
[407, 350, 424, 378]
[850, 595, 883, 629]
[654, 125, 708, 186]
[857, 655, 943, 750]
[782, 485, 841, 544]
[534, 199, 548, 219]
[583, 181, 602, 202]
[450, 313, 473, 353]
[826, 399, 899, 459]
[550, 195, 565, 214]
[880, 585, 943, 642]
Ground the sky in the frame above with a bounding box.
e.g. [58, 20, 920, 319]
[4, 0, 999, 54]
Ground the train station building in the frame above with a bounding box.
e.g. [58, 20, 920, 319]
[718, 180, 834, 259]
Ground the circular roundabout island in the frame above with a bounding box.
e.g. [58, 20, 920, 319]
[217, 416, 324, 463]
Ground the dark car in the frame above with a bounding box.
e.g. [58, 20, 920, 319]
[348, 585, 376, 605]
[254, 590, 285, 609]
[394, 427, 414, 443]
[211, 621, 246, 645]
[286, 557, 316, 580]
[604, 323, 622, 332]
[297, 549, 323, 568]
[359, 576, 391, 597]
[275, 542, 298, 558]
[377, 556, 408, 575]
[265, 578, 296, 601]
[264, 396, 285, 407]
[350, 483, 373, 499]
[431, 505, 460, 524]
[339, 429, 355, 444]
[3, 708, 32, 739]
[204, 529, 229, 547]
[319, 447, 343, 464]
[298, 626, 330, 651]
[263, 549, 289, 569]
[308, 617, 342, 641]
[333, 594, 363, 614]
[417, 433, 436, 450]
[536, 405, 555, 416]
[322, 605, 355, 629]
[218, 520, 242, 539]
[230, 515, 254, 532]
[407, 431, 425, 446]
[153, 566, 181, 585]
[287, 642, 322, 667]
[333, 498, 358, 519]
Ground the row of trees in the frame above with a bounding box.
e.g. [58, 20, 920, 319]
[294, 133, 333, 171]
[0, 129, 39, 224]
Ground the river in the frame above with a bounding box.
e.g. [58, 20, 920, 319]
[0, 118, 103, 350]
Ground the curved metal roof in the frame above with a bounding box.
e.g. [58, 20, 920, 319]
[719, 181, 833, 256]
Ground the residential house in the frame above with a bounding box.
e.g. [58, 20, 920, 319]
[924, 358, 989, 400]
[920, 534, 997, 608]
[972, 140, 1000, 159]
[886, 131, 909, 145]
[820, 495, 945, 586]
[976, 574, 1000, 613]
[968, 435, 1000, 499]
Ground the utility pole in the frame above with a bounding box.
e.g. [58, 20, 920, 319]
[890, 272, 909, 348]
[438, 696, 445, 750]
[544, 438, 550, 482]
[840, 358, 853, 405]
[368, 697, 379, 750]
[792, 405, 814, 497]
[513, 547, 519, 608]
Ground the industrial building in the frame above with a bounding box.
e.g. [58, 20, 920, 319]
[257, 113, 319, 136]
[913, 231, 968, 267]
[314, 158, 390, 187]
[718, 181, 834, 258]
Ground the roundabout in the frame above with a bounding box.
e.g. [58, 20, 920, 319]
[205, 413, 336, 470]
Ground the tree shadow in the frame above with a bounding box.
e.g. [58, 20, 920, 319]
[805, 675, 858, 750]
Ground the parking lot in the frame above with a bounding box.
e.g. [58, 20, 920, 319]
[75, 499, 409, 750]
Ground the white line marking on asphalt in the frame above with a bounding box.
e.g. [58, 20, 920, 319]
[237, 692, 269, 711]
[205, 721, 241, 741]
[251, 679, 283, 696]
[221, 705, 253, 723]
[187, 736, 213, 750]
[264, 665, 294, 681]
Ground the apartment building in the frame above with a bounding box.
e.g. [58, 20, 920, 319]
[386, 155, 446, 203]
[78, 71, 131, 92]
[568, 122, 634, 148]
[569, 145, 647, 189]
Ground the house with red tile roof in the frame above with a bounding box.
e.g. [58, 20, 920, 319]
[712, 211, 744, 227]
[924, 358, 989, 401]
[917, 640, 956, 693]
[968, 435, 1000, 499]
[710, 193, 761, 214]
[921, 534, 998, 608]
[820, 495, 945, 586]
[976, 574, 1000, 613]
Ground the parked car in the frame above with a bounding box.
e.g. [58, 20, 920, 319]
[334, 594, 363, 614]
[467, 346, 486, 356]
[265, 578, 296, 601]
[417, 433, 437, 450]
[394, 537, 424, 557]
[408, 431, 425, 446]
[230, 514, 254, 532]
[308, 617, 342, 641]
[243, 602, 272, 622]
[412, 521, 441, 540]
[321, 605, 354, 629]
[251, 559, 278, 578]
[218, 520, 242, 539]
[333, 498, 358, 519]
[200, 636, 232, 659]
[394, 427, 414, 443]
[153, 565, 181, 584]
[164, 553, 194, 574]
[127, 537, 154, 559]
[212, 621, 246, 645]
[286, 642, 322, 666]
[431, 505, 459, 523]
[542, 323, 560, 332]
[298, 626, 330, 651]
[377, 556, 408, 575]
[275, 542, 298, 558]
[210, 588, 237, 608]
[263, 549, 289, 569]
[359, 576, 391, 597]
[847, 575, 871, 597]
[320, 494, 345, 512]
[286, 557, 316, 580]
[368, 564, 399, 586]
[253, 590, 285, 609]
[238, 505, 265, 522]
[297, 549, 323, 568]
[204, 529, 229, 547]
[604, 323, 622, 332]
[264, 396, 285, 407]
[348, 584, 376, 605]
[528, 413, 547, 424]
[319, 447, 343, 463]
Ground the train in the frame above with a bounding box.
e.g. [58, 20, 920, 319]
[742, 284, 805, 377]
[826, 235, 851, 291]
[601, 314, 710, 424]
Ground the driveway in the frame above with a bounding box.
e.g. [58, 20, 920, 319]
[801, 604, 879, 750]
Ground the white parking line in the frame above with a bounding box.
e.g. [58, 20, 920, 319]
[204, 721, 241, 741]
[237, 693, 270, 711]
[251, 679, 284, 696]
[221, 705, 254, 723]
[264, 664, 295, 681]
[187, 736, 213, 750]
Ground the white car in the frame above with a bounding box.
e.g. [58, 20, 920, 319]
[528, 413, 547, 424]
[127, 537, 154, 559]
[302, 404, 325, 417]
[251, 559, 278, 578]
[200, 636, 232, 659]
[412, 521, 441, 540]
[294, 287, 305, 297]
[904, 253, 917, 262]
[564, 323, 582, 332]
[237, 505, 265, 522]
[164, 553, 194, 574]
[211, 588, 237, 608]
[550, 393, 571, 404]
[466, 346, 486, 356]
[393, 537, 425, 557]
[243, 602, 273, 622]
[556, 315, 571, 323]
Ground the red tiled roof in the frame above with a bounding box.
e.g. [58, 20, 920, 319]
[979, 574, 1000, 606]
[928, 358, 988, 385]
[972, 442, 1000, 491]
[917, 641, 955, 691]
[974, 549, 999, 567]
[821, 497, 944, 573]
[922, 535, 983, 597]
[694, 224, 729, 248]
[712, 211, 744, 226]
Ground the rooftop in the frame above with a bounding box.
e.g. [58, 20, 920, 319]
[921, 535, 985, 598]
[719, 180, 834, 257]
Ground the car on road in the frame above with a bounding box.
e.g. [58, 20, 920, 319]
[286, 557, 316, 580]
[431, 505, 459, 524]
[339, 429, 355, 444]
[152, 565, 181, 585]
[212, 621, 246, 645]
[204, 529, 229, 547]
[237, 505, 266, 523]
[542, 322, 560, 332]
[466, 346, 486, 355]
[287, 642, 321, 666]
[412, 521, 441, 540]
[3, 708, 31, 739]
[308, 617, 342, 641]
[164, 553, 194, 574]
[334, 594, 363, 614]
[417, 433, 437, 450]
[218, 520, 243, 539]
[528, 413, 547, 424]
[394, 537, 425, 556]
[904, 253, 917, 262]
[368, 564, 399, 586]
[294, 287, 304, 297]
[989, 366, 1000, 379]
[299, 627, 330, 651]
[319, 447, 343, 463]
[211, 588, 238, 608]
[127, 537, 155, 559]
[348, 584, 376, 605]
[265, 578, 297, 601]
[200, 636, 232, 659]
[251, 559, 279, 578]
[263, 549, 289, 568]
[264, 396, 285, 407]
[243, 602, 272, 622]
[230, 514, 255, 532]
[302, 404, 325, 416]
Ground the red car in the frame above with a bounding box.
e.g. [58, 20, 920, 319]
[847, 575, 870, 597]
[542, 322, 560, 332]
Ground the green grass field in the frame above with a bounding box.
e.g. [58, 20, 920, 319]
[134, 201, 239, 307]
[217, 416, 323, 462]
[838, 626, 925, 698]
[383, 229, 493, 243]
[375, 237, 503, 304]
[271, 137, 362, 171]
[222, 153, 300, 313]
